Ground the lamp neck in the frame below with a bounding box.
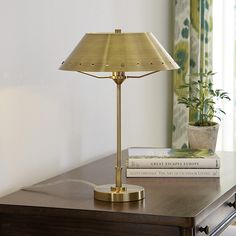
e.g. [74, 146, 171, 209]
[112, 72, 126, 85]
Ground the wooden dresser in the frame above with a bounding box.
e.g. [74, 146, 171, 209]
[0, 151, 236, 236]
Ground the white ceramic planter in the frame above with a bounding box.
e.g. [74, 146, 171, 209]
[187, 123, 219, 152]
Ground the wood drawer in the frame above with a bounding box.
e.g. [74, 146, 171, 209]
[196, 193, 236, 236]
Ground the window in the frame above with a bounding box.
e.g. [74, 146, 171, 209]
[213, 0, 235, 151]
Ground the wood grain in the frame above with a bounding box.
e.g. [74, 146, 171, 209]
[0, 150, 236, 235]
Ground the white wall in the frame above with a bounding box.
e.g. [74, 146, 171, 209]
[0, 0, 173, 197]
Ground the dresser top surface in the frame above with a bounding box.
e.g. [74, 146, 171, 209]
[0, 150, 235, 227]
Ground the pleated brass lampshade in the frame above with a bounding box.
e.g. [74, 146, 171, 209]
[60, 29, 179, 202]
[60, 31, 179, 73]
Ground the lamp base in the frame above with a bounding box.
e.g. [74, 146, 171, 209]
[94, 184, 145, 202]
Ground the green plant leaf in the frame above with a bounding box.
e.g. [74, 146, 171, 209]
[177, 71, 231, 125]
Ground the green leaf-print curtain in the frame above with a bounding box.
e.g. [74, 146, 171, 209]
[172, 0, 213, 148]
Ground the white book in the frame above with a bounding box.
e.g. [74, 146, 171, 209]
[128, 147, 220, 169]
[126, 168, 220, 178]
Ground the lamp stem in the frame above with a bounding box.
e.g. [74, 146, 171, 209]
[112, 71, 125, 190]
[94, 71, 145, 201]
[116, 82, 122, 188]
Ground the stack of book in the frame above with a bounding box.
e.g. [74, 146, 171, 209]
[126, 147, 220, 178]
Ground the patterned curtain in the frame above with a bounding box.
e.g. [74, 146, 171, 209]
[172, 0, 213, 148]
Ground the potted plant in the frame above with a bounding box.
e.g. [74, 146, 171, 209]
[178, 71, 230, 152]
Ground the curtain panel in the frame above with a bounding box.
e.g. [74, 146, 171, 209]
[172, 0, 213, 148]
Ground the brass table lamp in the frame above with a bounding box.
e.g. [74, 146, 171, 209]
[60, 29, 179, 202]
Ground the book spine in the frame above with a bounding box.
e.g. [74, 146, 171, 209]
[126, 168, 220, 178]
[127, 157, 220, 169]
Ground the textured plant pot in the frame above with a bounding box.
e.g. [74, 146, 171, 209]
[187, 123, 219, 152]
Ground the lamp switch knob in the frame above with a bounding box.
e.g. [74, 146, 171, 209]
[115, 29, 121, 34]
